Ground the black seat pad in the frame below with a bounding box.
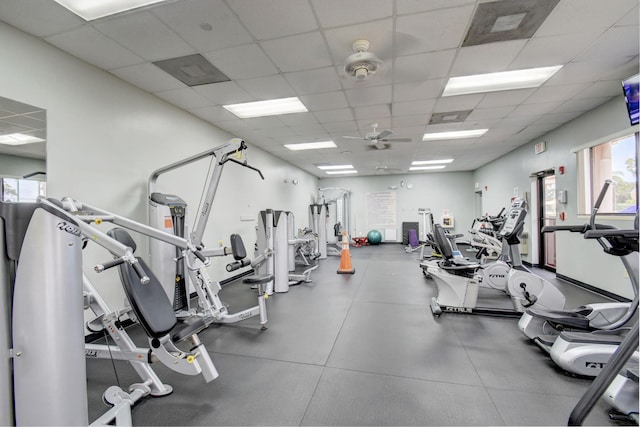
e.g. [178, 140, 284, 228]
[108, 228, 177, 338]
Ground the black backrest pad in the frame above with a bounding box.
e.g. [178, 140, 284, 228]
[433, 224, 454, 259]
[107, 228, 176, 338]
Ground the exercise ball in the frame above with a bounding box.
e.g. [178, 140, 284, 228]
[367, 229, 382, 245]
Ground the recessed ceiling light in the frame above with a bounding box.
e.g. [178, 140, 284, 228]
[54, 0, 170, 21]
[0, 133, 45, 145]
[412, 159, 454, 165]
[422, 129, 488, 140]
[284, 141, 336, 151]
[223, 97, 308, 118]
[326, 170, 358, 175]
[317, 164, 354, 170]
[442, 66, 562, 97]
[409, 165, 447, 171]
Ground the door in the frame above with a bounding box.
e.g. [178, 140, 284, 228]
[539, 173, 557, 270]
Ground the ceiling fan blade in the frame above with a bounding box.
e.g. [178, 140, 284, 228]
[342, 135, 364, 140]
[376, 129, 393, 140]
[373, 143, 389, 150]
[382, 137, 412, 142]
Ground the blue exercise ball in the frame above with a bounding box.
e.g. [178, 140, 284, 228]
[367, 229, 382, 245]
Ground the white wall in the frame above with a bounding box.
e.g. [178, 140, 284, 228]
[320, 171, 475, 243]
[0, 22, 318, 310]
[473, 97, 637, 299]
[0, 154, 45, 178]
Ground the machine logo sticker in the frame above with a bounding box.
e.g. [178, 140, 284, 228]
[57, 221, 81, 236]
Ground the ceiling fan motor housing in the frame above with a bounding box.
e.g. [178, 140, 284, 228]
[344, 40, 382, 80]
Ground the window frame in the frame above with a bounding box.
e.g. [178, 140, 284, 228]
[576, 130, 638, 216]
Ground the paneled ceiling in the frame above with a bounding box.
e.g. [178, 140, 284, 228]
[1, 0, 638, 176]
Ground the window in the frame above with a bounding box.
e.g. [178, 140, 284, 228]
[1, 178, 46, 202]
[577, 132, 638, 215]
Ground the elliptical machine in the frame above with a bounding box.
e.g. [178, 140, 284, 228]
[427, 197, 566, 317]
[517, 181, 639, 377]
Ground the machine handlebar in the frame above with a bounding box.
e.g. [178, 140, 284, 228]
[225, 157, 265, 180]
[226, 258, 251, 272]
[95, 257, 150, 284]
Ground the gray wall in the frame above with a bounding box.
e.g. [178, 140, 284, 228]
[473, 97, 637, 299]
[0, 154, 45, 179]
[0, 22, 319, 309]
[320, 171, 475, 243]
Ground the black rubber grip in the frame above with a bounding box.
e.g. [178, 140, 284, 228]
[541, 225, 588, 233]
[226, 258, 251, 272]
[95, 257, 125, 272]
[194, 250, 207, 263]
[131, 260, 150, 284]
[593, 180, 611, 209]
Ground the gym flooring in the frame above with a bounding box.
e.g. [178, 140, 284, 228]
[86, 243, 634, 425]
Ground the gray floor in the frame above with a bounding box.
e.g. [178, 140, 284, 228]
[86, 243, 635, 426]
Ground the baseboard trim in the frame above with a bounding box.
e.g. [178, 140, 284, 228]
[555, 273, 630, 303]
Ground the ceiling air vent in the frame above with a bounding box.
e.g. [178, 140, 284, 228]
[153, 54, 230, 87]
[463, 0, 559, 47]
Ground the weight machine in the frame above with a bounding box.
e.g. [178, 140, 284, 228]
[148, 138, 268, 328]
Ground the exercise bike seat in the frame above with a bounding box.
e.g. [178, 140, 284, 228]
[525, 306, 593, 331]
[107, 228, 178, 339]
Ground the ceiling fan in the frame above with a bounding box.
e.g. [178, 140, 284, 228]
[342, 123, 413, 150]
[343, 39, 384, 81]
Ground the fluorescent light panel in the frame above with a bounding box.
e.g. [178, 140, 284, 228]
[224, 97, 308, 118]
[0, 133, 45, 145]
[317, 165, 353, 170]
[284, 141, 336, 151]
[326, 170, 358, 175]
[443, 66, 562, 97]
[422, 129, 488, 140]
[412, 159, 454, 165]
[409, 165, 447, 171]
[54, 0, 170, 20]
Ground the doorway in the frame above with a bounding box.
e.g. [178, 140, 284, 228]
[538, 172, 557, 271]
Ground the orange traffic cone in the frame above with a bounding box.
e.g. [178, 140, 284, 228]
[337, 231, 355, 274]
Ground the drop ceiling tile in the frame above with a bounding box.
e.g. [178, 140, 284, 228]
[396, 0, 475, 15]
[466, 107, 515, 121]
[536, 0, 638, 37]
[545, 59, 628, 86]
[203, 45, 278, 80]
[284, 68, 343, 96]
[323, 19, 393, 64]
[299, 91, 349, 110]
[278, 112, 319, 127]
[236, 116, 287, 130]
[575, 26, 640, 62]
[345, 85, 391, 107]
[45, 26, 143, 69]
[616, 5, 639, 26]
[356, 118, 391, 131]
[227, 0, 316, 40]
[152, 0, 252, 51]
[353, 104, 391, 120]
[313, 108, 354, 123]
[450, 40, 527, 76]
[523, 83, 590, 104]
[192, 81, 254, 105]
[323, 121, 359, 133]
[510, 32, 604, 69]
[573, 80, 626, 100]
[392, 100, 436, 116]
[476, 89, 536, 108]
[393, 79, 445, 102]
[394, 49, 457, 82]
[288, 124, 327, 136]
[395, 5, 475, 56]
[0, 0, 84, 37]
[261, 32, 332, 72]
[94, 12, 195, 61]
[391, 114, 428, 128]
[111, 62, 186, 92]
[155, 87, 211, 109]
[236, 75, 296, 99]
[507, 101, 564, 118]
[188, 105, 238, 122]
[311, 0, 392, 28]
[434, 94, 484, 112]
